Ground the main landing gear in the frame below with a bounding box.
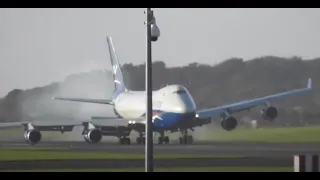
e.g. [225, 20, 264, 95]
[119, 132, 146, 145]
[118, 130, 193, 145]
[119, 136, 131, 145]
[179, 130, 193, 145]
[136, 132, 145, 145]
[136, 132, 170, 145]
[158, 132, 169, 144]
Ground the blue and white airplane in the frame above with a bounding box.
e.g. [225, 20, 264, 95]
[52, 36, 313, 145]
[0, 36, 313, 146]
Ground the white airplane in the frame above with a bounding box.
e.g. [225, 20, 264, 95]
[0, 36, 313, 146]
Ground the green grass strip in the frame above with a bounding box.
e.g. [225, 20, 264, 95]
[0, 149, 241, 161]
[3, 166, 292, 172]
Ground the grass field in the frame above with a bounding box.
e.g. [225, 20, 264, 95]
[4, 166, 292, 172]
[191, 125, 320, 143]
[0, 148, 241, 161]
[2, 125, 320, 143]
[0, 149, 290, 172]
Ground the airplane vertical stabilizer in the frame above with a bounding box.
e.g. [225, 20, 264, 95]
[106, 36, 128, 98]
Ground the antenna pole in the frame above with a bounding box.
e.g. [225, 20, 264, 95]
[145, 7, 154, 172]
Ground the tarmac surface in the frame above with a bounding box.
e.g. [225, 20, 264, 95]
[0, 157, 291, 170]
[1, 140, 320, 171]
[2, 140, 320, 156]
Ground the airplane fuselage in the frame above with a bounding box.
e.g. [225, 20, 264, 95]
[113, 84, 197, 130]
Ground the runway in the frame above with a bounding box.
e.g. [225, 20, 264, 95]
[2, 140, 320, 157]
[0, 157, 292, 170]
[1, 140, 319, 171]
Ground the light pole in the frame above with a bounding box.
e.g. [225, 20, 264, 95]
[144, 8, 160, 172]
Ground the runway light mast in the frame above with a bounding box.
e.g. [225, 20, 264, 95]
[144, 8, 160, 172]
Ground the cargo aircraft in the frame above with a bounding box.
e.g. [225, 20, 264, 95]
[0, 36, 313, 146]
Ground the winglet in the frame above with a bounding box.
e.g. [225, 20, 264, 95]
[307, 78, 312, 89]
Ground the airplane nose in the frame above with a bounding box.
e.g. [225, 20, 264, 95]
[174, 99, 196, 113]
[170, 85, 197, 114]
[173, 105, 188, 113]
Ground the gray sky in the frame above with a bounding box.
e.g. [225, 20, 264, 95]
[0, 8, 320, 97]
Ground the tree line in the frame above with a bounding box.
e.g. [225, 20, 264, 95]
[1, 56, 320, 128]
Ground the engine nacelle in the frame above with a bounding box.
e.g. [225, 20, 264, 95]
[24, 129, 42, 145]
[83, 128, 102, 143]
[261, 106, 278, 121]
[221, 116, 238, 131]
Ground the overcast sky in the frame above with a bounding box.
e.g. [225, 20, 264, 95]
[0, 8, 320, 97]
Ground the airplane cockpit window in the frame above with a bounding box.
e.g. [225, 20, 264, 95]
[173, 90, 186, 94]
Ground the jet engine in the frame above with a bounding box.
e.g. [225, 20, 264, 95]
[24, 129, 42, 145]
[221, 116, 238, 131]
[83, 128, 102, 143]
[261, 106, 278, 121]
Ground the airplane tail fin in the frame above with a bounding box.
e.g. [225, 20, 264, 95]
[106, 36, 128, 98]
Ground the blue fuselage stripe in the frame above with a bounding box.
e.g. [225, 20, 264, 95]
[140, 110, 195, 130]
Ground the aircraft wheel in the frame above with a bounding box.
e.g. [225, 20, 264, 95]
[158, 136, 170, 144]
[136, 137, 145, 145]
[179, 135, 193, 145]
[119, 137, 131, 145]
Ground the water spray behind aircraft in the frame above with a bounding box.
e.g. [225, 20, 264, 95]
[18, 70, 117, 141]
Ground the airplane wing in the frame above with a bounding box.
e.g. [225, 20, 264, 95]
[196, 78, 312, 119]
[0, 120, 83, 128]
[91, 116, 121, 120]
[0, 122, 24, 129]
[0, 116, 144, 132]
[0, 120, 84, 134]
[52, 97, 114, 105]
